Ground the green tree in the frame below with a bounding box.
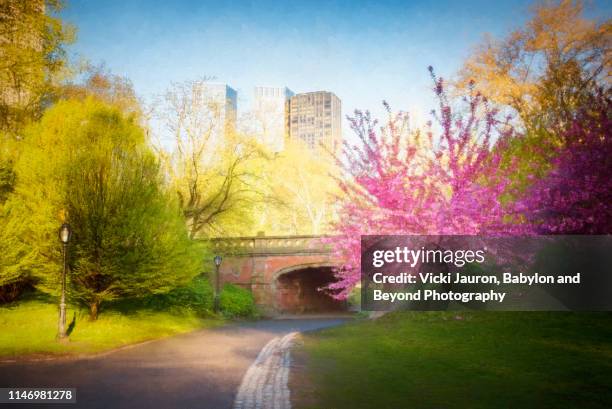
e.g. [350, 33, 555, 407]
[14, 98, 202, 319]
[0, 0, 74, 301]
[0, 134, 38, 302]
[0, 193, 39, 303]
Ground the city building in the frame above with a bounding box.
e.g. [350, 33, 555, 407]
[196, 83, 237, 145]
[253, 86, 294, 152]
[288, 91, 342, 154]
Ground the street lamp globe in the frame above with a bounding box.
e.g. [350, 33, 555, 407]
[214, 255, 222, 267]
[59, 223, 72, 245]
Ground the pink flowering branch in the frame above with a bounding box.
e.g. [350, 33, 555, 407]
[326, 68, 521, 299]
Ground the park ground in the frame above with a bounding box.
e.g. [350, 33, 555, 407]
[291, 311, 612, 409]
[0, 295, 223, 360]
[3, 298, 612, 409]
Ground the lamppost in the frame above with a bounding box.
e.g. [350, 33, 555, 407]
[57, 223, 72, 340]
[213, 255, 222, 313]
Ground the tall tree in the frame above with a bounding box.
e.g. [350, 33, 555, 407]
[0, 0, 75, 135]
[155, 79, 265, 237]
[328, 71, 520, 298]
[14, 98, 201, 319]
[0, 1, 75, 302]
[457, 0, 610, 131]
[254, 138, 340, 235]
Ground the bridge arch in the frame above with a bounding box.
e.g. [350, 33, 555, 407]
[208, 235, 344, 315]
[271, 263, 346, 314]
[271, 262, 337, 283]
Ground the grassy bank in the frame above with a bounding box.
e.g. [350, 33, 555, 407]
[293, 312, 612, 409]
[0, 298, 222, 359]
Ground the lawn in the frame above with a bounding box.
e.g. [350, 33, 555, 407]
[292, 311, 612, 409]
[0, 297, 222, 359]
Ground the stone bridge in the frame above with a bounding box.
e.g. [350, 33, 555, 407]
[208, 235, 345, 315]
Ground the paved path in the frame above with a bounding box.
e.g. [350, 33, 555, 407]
[233, 332, 298, 409]
[0, 318, 348, 409]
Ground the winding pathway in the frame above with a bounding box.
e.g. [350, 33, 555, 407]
[0, 318, 347, 409]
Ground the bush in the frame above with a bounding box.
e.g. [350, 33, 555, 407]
[149, 276, 215, 315]
[0, 280, 35, 304]
[108, 275, 214, 317]
[219, 284, 256, 318]
[347, 285, 361, 312]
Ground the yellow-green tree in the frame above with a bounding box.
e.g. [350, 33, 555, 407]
[255, 138, 340, 235]
[0, 0, 75, 135]
[0, 0, 74, 301]
[156, 79, 266, 238]
[13, 98, 201, 319]
[0, 194, 38, 302]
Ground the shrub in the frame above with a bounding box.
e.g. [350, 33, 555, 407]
[108, 275, 214, 317]
[147, 276, 215, 316]
[219, 284, 256, 318]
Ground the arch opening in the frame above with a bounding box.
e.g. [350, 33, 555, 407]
[275, 266, 346, 314]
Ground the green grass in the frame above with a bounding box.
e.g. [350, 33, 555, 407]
[0, 298, 222, 359]
[294, 312, 612, 409]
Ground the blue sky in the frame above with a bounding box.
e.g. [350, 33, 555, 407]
[61, 0, 610, 135]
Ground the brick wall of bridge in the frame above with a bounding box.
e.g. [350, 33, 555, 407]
[209, 236, 341, 314]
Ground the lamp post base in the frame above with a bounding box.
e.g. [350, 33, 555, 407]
[57, 301, 67, 341]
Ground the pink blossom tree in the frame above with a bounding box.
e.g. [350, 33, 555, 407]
[327, 68, 520, 298]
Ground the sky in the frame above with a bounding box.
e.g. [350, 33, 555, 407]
[60, 0, 611, 138]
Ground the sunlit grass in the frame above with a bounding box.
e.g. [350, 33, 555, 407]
[295, 311, 612, 409]
[0, 299, 222, 359]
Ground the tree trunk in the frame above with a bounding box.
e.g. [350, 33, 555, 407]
[89, 300, 100, 321]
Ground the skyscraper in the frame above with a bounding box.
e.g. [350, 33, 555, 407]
[196, 83, 237, 145]
[253, 86, 294, 152]
[288, 91, 342, 154]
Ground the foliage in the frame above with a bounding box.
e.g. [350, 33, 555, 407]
[328, 70, 519, 298]
[0, 65, 148, 305]
[13, 98, 202, 319]
[60, 64, 142, 118]
[0, 141, 36, 302]
[0, 198, 38, 302]
[155, 79, 266, 237]
[0, 0, 75, 135]
[517, 90, 612, 234]
[0, 0, 75, 302]
[0, 156, 15, 203]
[110, 276, 215, 316]
[219, 283, 256, 318]
[255, 138, 340, 235]
[457, 0, 610, 131]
